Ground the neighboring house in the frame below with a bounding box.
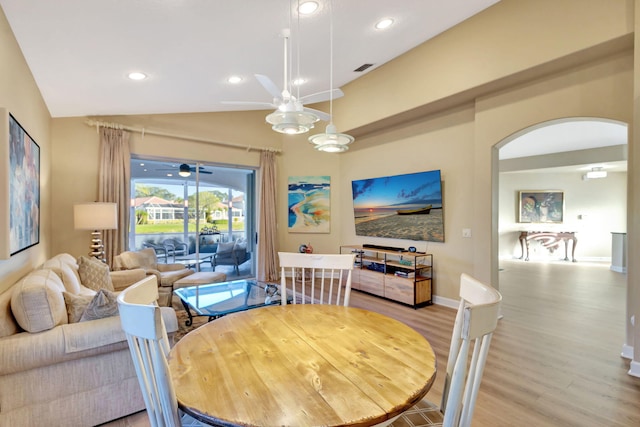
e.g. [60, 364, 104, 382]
[134, 196, 195, 223]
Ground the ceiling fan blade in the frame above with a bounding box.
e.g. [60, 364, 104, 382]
[255, 74, 283, 100]
[221, 100, 276, 109]
[299, 88, 344, 105]
[304, 107, 331, 122]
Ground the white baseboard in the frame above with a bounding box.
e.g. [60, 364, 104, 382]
[621, 344, 634, 360]
[433, 295, 458, 309]
[629, 361, 640, 378]
[610, 265, 627, 273]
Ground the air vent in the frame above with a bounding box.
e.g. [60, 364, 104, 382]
[353, 63, 374, 72]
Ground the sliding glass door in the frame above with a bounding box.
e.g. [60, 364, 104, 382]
[129, 157, 256, 278]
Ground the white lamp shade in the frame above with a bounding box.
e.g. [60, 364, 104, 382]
[74, 202, 118, 230]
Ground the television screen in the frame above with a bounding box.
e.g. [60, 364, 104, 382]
[351, 170, 444, 242]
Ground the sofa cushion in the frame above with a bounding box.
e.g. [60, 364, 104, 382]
[11, 270, 68, 333]
[80, 289, 119, 322]
[63, 292, 94, 323]
[0, 286, 21, 338]
[42, 257, 82, 295]
[77, 256, 114, 292]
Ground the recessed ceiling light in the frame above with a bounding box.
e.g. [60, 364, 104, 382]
[375, 18, 394, 30]
[292, 78, 306, 86]
[128, 72, 147, 80]
[166, 173, 173, 177]
[298, 1, 318, 15]
[227, 75, 242, 84]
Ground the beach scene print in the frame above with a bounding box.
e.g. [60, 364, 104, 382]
[288, 176, 330, 233]
[351, 170, 444, 242]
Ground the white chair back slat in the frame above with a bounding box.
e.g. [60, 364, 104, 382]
[117, 275, 182, 427]
[278, 252, 356, 306]
[441, 273, 502, 427]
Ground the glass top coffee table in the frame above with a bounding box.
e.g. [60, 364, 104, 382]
[173, 279, 287, 326]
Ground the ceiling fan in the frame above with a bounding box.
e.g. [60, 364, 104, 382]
[158, 164, 212, 177]
[223, 29, 344, 134]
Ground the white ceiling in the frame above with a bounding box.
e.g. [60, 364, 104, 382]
[500, 120, 628, 160]
[0, 0, 628, 170]
[0, 0, 499, 118]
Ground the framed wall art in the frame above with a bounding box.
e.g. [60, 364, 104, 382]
[518, 190, 563, 223]
[288, 176, 330, 233]
[0, 108, 40, 258]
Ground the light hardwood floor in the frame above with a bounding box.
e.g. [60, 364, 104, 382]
[104, 259, 640, 427]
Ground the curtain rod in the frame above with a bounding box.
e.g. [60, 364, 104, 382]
[84, 119, 281, 153]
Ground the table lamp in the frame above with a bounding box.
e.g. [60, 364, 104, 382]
[74, 202, 118, 262]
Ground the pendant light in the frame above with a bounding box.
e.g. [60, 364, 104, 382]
[308, 0, 354, 152]
[266, 5, 320, 135]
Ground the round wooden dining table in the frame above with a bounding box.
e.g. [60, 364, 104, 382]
[168, 304, 437, 427]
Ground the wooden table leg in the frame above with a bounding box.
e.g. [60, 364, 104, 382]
[519, 232, 530, 261]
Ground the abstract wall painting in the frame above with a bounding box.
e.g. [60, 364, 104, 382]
[288, 176, 330, 233]
[0, 108, 40, 258]
[518, 190, 564, 223]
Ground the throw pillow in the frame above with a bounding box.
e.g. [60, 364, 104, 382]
[217, 241, 235, 254]
[11, 269, 68, 332]
[63, 291, 95, 323]
[77, 256, 114, 292]
[42, 258, 82, 294]
[80, 289, 119, 322]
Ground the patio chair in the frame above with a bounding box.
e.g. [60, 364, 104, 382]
[163, 238, 189, 262]
[142, 242, 168, 263]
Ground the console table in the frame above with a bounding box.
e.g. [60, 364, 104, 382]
[519, 231, 577, 262]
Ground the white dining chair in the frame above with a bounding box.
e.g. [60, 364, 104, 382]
[383, 273, 502, 427]
[278, 252, 356, 306]
[117, 275, 203, 427]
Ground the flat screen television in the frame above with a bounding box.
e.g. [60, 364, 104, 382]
[351, 169, 444, 242]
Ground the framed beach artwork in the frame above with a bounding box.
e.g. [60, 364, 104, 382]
[288, 176, 330, 233]
[351, 169, 444, 242]
[518, 190, 564, 223]
[0, 108, 40, 259]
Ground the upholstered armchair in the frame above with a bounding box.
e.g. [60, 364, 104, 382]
[113, 248, 194, 305]
[212, 240, 250, 274]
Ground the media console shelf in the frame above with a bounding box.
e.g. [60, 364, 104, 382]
[340, 245, 432, 308]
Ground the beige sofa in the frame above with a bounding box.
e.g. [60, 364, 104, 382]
[0, 253, 178, 426]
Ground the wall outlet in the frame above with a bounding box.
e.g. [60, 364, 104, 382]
[462, 228, 472, 238]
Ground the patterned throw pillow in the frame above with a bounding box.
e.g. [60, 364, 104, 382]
[77, 256, 114, 292]
[63, 292, 95, 323]
[79, 289, 119, 322]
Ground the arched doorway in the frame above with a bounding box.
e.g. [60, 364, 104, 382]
[496, 118, 627, 263]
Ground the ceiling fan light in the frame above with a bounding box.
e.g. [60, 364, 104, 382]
[584, 167, 607, 179]
[266, 110, 319, 134]
[298, 1, 319, 15]
[178, 164, 192, 177]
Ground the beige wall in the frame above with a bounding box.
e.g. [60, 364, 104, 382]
[499, 171, 627, 260]
[0, 8, 51, 293]
[338, 105, 476, 300]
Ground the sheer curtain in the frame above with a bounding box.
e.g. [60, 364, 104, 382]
[257, 150, 278, 281]
[98, 127, 131, 267]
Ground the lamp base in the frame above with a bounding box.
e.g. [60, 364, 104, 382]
[89, 231, 106, 263]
